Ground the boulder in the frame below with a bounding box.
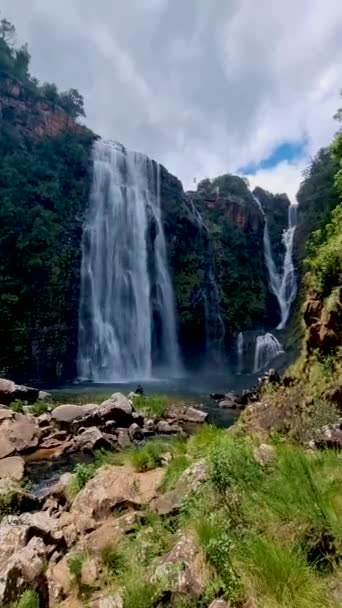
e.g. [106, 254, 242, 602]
[117, 429, 131, 449]
[13, 384, 39, 404]
[0, 414, 41, 453]
[128, 422, 143, 440]
[81, 557, 100, 588]
[209, 601, 230, 608]
[71, 465, 163, 521]
[219, 397, 237, 409]
[0, 379, 16, 406]
[38, 390, 52, 401]
[37, 412, 52, 427]
[152, 534, 208, 597]
[73, 427, 114, 452]
[0, 478, 39, 514]
[0, 456, 25, 481]
[157, 420, 178, 434]
[100, 393, 133, 415]
[70, 394, 134, 433]
[0, 409, 14, 421]
[152, 460, 208, 516]
[0, 535, 48, 605]
[52, 403, 99, 426]
[3, 511, 65, 547]
[0, 432, 15, 459]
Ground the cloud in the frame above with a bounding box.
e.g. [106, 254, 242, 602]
[1, 0, 342, 197]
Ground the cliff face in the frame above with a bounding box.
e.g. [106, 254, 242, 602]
[160, 172, 277, 365]
[0, 77, 79, 139]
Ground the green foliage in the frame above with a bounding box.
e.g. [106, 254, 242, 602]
[133, 395, 168, 417]
[68, 553, 85, 579]
[305, 204, 342, 296]
[11, 591, 40, 608]
[159, 455, 191, 492]
[237, 536, 332, 608]
[122, 577, 161, 608]
[28, 400, 51, 415]
[66, 463, 97, 500]
[101, 545, 125, 575]
[128, 439, 170, 472]
[9, 400, 24, 413]
[187, 424, 225, 458]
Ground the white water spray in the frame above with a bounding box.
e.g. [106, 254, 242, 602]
[253, 195, 297, 329]
[253, 333, 284, 373]
[78, 140, 181, 382]
[237, 332, 244, 374]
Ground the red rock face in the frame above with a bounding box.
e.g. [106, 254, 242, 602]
[304, 287, 342, 355]
[203, 194, 262, 232]
[0, 78, 80, 139]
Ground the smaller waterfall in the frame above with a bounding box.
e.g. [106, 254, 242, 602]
[253, 194, 297, 329]
[237, 332, 244, 374]
[253, 333, 284, 373]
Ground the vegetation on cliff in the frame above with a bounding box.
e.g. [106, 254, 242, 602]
[0, 17, 95, 382]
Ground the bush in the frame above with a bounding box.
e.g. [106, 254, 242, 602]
[101, 545, 125, 575]
[187, 424, 225, 458]
[12, 591, 40, 608]
[128, 439, 171, 472]
[68, 553, 84, 579]
[28, 400, 51, 415]
[66, 462, 97, 500]
[9, 400, 24, 413]
[133, 395, 168, 418]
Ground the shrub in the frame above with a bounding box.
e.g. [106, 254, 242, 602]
[66, 462, 97, 500]
[68, 553, 85, 579]
[133, 395, 168, 418]
[101, 545, 125, 575]
[9, 400, 24, 413]
[12, 591, 40, 608]
[187, 424, 225, 458]
[128, 439, 170, 472]
[28, 400, 51, 415]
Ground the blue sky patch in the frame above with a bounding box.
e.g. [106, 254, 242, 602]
[239, 140, 307, 175]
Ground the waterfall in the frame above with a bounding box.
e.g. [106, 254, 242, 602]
[77, 140, 181, 382]
[237, 332, 244, 374]
[253, 333, 284, 373]
[253, 195, 297, 329]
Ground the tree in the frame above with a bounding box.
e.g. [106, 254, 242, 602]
[13, 44, 31, 80]
[59, 88, 86, 118]
[0, 17, 16, 46]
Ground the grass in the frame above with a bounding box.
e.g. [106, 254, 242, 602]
[101, 545, 125, 575]
[159, 454, 191, 492]
[28, 400, 51, 415]
[66, 462, 97, 501]
[68, 553, 85, 579]
[187, 424, 226, 459]
[133, 394, 168, 418]
[10, 592, 40, 608]
[9, 400, 25, 413]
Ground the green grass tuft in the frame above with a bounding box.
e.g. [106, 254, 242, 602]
[133, 394, 168, 417]
[11, 591, 40, 608]
[159, 454, 191, 492]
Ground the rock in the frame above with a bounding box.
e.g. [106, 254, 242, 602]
[3, 511, 65, 546]
[38, 390, 52, 401]
[47, 554, 73, 605]
[37, 412, 52, 427]
[152, 460, 208, 515]
[81, 557, 100, 587]
[0, 456, 25, 481]
[0, 432, 16, 459]
[52, 403, 99, 426]
[182, 407, 208, 423]
[323, 383, 342, 408]
[0, 478, 38, 513]
[152, 534, 208, 597]
[42, 472, 74, 505]
[157, 420, 177, 434]
[12, 384, 39, 404]
[0, 379, 16, 406]
[92, 595, 123, 608]
[74, 427, 114, 452]
[0, 413, 41, 454]
[71, 465, 163, 521]
[0, 408, 14, 421]
[209, 601, 231, 608]
[0, 535, 48, 604]
[253, 444, 275, 467]
[117, 429, 131, 449]
[128, 422, 143, 440]
[210, 393, 225, 401]
[219, 397, 237, 409]
[128, 392, 138, 401]
[100, 393, 133, 415]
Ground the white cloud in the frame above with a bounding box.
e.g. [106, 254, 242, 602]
[1, 0, 342, 197]
[246, 160, 307, 204]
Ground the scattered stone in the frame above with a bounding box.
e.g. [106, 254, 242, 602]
[128, 422, 143, 440]
[0, 535, 48, 605]
[37, 412, 52, 427]
[0, 456, 25, 481]
[3, 511, 65, 547]
[52, 403, 99, 426]
[117, 429, 131, 450]
[38, 390, 52, 401]
[0, 413, 41, 453]
[152, 534, 208, 597]
[74, 427, 114, 452]
[157, 420, 176, 434]
[209, 601, 231, 608]
[71, 465, 163, 521]
[81, 557, 100, 587]
[100, 393, 133, 416]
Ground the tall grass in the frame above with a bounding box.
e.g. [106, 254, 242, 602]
[133, 395, 168, 417]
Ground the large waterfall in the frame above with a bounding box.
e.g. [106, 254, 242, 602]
[78, 140, 181, 382]
[253, 195, 297, 329]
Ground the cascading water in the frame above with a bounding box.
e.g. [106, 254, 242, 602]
[77, 140, 181, 382]
[253, 194, 298, 329]
[237, 332, 244, 374]
[253, 333, 284, 373]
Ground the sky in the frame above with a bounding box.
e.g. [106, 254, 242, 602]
[2, 0, 342, 202]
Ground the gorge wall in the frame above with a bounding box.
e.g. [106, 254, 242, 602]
[0, 28, 294, 383]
